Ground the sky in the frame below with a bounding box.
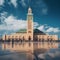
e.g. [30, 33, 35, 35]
[0, 0, 60, 39]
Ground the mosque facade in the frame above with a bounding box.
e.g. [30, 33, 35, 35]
[2, 7, 58, 41]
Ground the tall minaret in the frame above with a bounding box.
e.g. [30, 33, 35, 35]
[27, 7, 33, 40]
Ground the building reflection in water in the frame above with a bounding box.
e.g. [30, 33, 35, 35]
[2, 42, 58, 60]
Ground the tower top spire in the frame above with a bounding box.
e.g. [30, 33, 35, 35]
[28, 7, 32, 15]
[28, 7, 32, 11]
[27, 0, 32, 15]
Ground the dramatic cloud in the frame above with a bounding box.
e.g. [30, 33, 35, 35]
[37, 25, 60, 33]
[11, 0, 17, 7]
[0, 0, 4, 6]
[0, 15, 27, 31]
[46, 27, 60, 33]
[0, 12, 8, 24]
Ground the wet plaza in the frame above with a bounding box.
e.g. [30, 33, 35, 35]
[0, 42, 60, 60]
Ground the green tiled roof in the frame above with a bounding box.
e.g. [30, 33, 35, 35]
[16, 29, 27, 33]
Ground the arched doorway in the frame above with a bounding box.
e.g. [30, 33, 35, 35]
[28, 36, 31, 41]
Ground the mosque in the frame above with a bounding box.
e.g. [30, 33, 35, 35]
[2, 7, 58, 41]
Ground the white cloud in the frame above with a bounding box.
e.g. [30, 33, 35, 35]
[0, 15, 27, 31]
[11, 0, 17, 7]
[38, 25, 45, 32]
[0, 0, 4, 6]
[0, 12, 8, 17]
[37, 25, 60, 33]
[0, 12, 8, 24]
[20, 0, 26, 7]
[46, 27, 60, 33]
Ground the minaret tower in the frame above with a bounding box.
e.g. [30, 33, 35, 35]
[27, 7, 33, 41]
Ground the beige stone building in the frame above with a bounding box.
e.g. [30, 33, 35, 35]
[2, 7, 58, 41]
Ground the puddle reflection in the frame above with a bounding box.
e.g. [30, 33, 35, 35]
[0, 42, 59, 60]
